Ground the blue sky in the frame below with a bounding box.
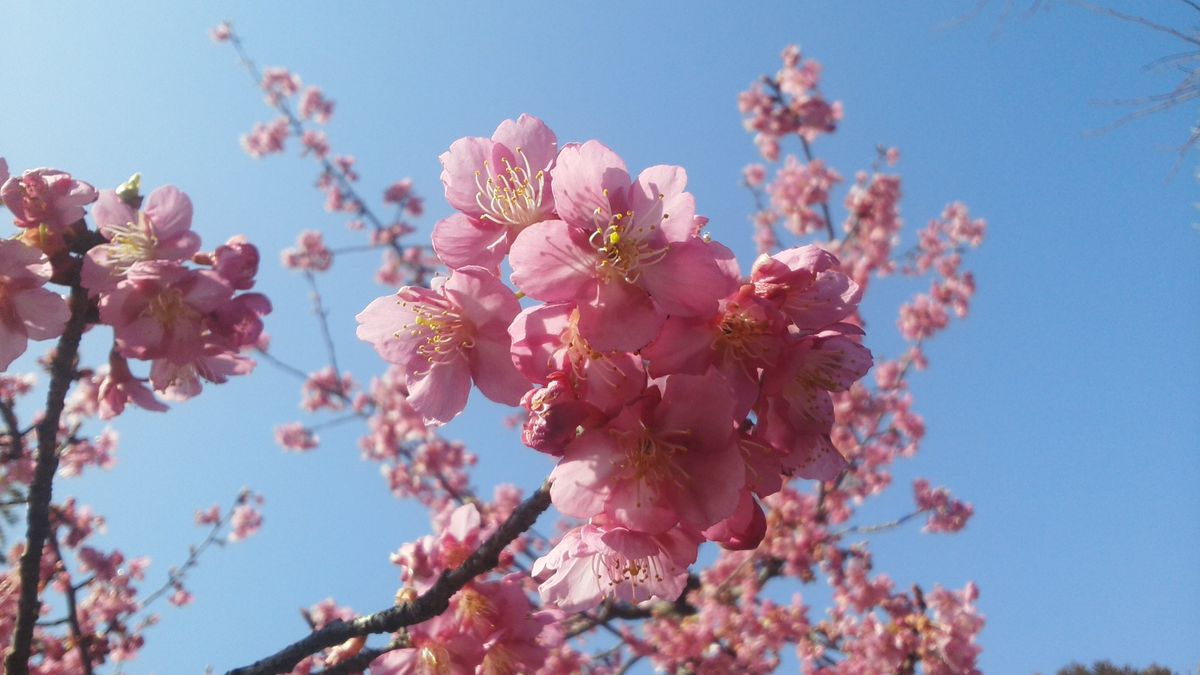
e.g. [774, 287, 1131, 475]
[1, 2, 1197, 673]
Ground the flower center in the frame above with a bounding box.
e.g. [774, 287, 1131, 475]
[717, 307, 772, 363]
[105, 214, 159, 270]
[474, 147, 546, 228]
[145, 288, 197, 327]
[587, 195, 669, 284]
[595, 549, 666, 590]
[395, 297, 473, 376]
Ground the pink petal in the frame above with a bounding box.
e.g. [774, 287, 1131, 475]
[407, 357, 472, 424]
[550, 141, 630, 228]
[491, 114, 558, 177]
[576, 280, 663, 353]
[143, 186, 193, 239]
[508, 219, 595, 302]
[439, 136, 493, 219]
[631, 165, 695, 242]
[92, 191, 137, 236]
[431, 213, 506, 270]
[469, 333, 530, 406]
[638, 239, 732, 318]
[11, 287, 68, 340]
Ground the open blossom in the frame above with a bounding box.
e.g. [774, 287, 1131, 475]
[281, 230, 332, 271]
[356, 266, 529, 423]
[533, 519, 701, 613]
[275, 422, 319, 452]
[509, 141, 734, 351]
[98, 260, 262, 398]
[550, 369, 743, 533]
[509, 302, 645, 415]
[0, 239, 70, 370]
[1, 167, 97, 231]
[433, 114, 558, 270]
[82, 184, 202, 292]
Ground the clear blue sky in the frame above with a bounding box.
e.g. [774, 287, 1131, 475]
[2, 2, 1197, 672]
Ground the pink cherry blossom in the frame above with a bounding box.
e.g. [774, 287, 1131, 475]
[532, 520, 701, 613]
[433, 115, 558, 269]
[82, 185, 202, 292]
[356, 266, 529, 423]
[1, 167, 97, 231]
[281, 230, 332, 272]
[550, 369, 743, 533]
[0, 239, 70, 370]
[508, 302, 645, 415]
[509, 141, 734, 351]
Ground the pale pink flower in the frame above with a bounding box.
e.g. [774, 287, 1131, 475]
[281, 230, 332, 272]
[0, 157, 8, 185]
[241, 117, 290, 158]
[0, 239, 70, 370]
[99, 261, 232, 362]
[509, 141, 734, 351]
[433, 115, 558, 269]
[194, 505, 221, 526]
[532, 520, 701, 613]
[275, 422, 318, 452]
[913, 479, 973, 533]
[82, 185, 202, 292]
[1, 167, 97, 231]
[228, 499, 263, 542]
[298, 86, 334, 124]
[209, 22, 232, 42]
[356, 267, 529, 423]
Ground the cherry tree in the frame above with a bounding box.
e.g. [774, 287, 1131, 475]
[0, 24, 985, 675]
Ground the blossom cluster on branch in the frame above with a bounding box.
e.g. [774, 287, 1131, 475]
[0, 159, 269, 673]
[219, 32, 987, 674]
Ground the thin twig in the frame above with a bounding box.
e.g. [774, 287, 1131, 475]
[47, 529, 96, 675]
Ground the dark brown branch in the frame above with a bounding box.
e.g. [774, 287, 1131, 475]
[47, 529, 95, 675]
[225, 484, 552, 675]
[5, 284, 92, 675]
[1, 399, 25, 462]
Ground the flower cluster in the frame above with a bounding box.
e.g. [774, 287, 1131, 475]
[357, 115, 873, 613]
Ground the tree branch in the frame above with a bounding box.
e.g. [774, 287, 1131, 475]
[225, 484, 552, 675]
[5, 284, 92, 675]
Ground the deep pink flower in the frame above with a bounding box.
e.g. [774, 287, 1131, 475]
[509, 302, 645, 415]
[0, 239, 70, 370]
[550, 369, 743, 533]
[750, 244, 861, 331]
[99, 261, 232, 362]
[212, 235, 260, 290]
[757, 333, 872, 480]
[433, 115, 558, 269]
[82, 185, 202, 292]
[1, 167, 97, 231]
[509, 141, 734, 351]
[641, 280, 786, 416]
[356, 267, 529, 423]
[532, 520, 701, 613]
[702, 489, 767, 550]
